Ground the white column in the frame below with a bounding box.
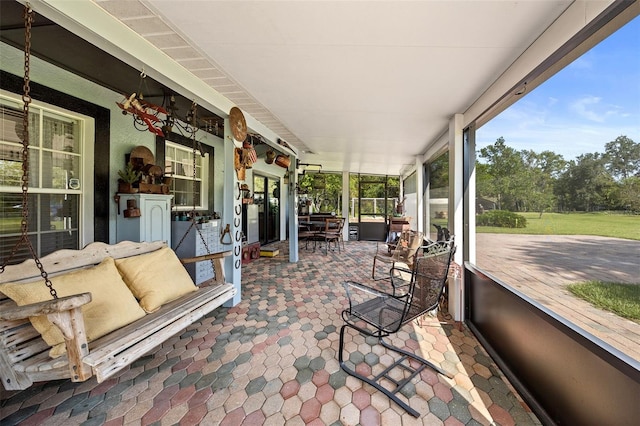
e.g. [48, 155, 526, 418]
[342, 171, 350, 241]
[466, 128, 477, 265]
[223, 119, 241, 306]
[289, 164, 300, 262]
[415, 156, 424, 235]
[448, 114, 464, 322]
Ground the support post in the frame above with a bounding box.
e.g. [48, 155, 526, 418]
[223, 118, 241, 306]
[289, 159, 299, 262]
[448, 113, 465, 322]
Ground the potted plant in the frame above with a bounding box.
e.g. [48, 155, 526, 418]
[117, 163, 141, 193]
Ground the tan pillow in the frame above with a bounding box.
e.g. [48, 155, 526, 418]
[115, 247, 196, 313]
[406, 233, 424, 266]
[0, 257, 146, 358]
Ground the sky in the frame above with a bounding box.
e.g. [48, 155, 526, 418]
[476, 14, 640, 162]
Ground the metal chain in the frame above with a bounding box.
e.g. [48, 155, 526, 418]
[187, 103, 215, 268]
[173, 102, 216, 276]
[0, 5, 58, 299]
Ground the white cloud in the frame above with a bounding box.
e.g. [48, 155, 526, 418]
[569, 96, 619, 123]
[567, 55, 593, 70]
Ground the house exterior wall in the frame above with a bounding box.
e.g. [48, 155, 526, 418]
[1, 41, 226, 245]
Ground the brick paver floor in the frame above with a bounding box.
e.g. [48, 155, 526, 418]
[1, 241, 540, 425]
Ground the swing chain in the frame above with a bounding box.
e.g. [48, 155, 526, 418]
[0, 5, 58, 299]
[21, 6, 33, 239]
[188, 103, 215, 262]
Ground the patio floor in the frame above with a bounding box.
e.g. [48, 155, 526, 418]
[1, 240, 540, 425]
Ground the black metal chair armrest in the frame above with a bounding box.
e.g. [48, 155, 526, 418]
[389, 264, 413, 296]
[343, 280, 391, 306]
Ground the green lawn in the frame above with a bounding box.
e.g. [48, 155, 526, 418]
[568, 281, 640, 323]
[476, 212, 640, 240]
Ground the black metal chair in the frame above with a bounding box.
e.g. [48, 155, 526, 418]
[339, 239, 455, 417]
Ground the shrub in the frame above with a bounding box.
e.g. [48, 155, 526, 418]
[477, 210, 527, 228]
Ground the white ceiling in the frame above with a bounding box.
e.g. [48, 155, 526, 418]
[94, 0, 574, 175]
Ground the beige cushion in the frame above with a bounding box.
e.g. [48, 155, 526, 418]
[0, 257, 146, 358]
[405, 233, 424, 266]
[115, 247, 196, 313]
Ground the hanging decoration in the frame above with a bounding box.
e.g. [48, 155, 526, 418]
[274, 154, 291, 169]
[116, 71, 168, 137]
[117, 73, 221, 142]
[241, 136, 257, 169]
[234, 148, 245, 181]
[229, 107, 247, 143]
[265, 149, 276, 164]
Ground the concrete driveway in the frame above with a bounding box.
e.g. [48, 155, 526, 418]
[475, 233, 640, 362]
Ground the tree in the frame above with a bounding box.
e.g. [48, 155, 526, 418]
[478, 137, 526, 210]
[604, 135, 640, 180]
[555, 153, 617, 211]
[619, 176, 640, 212]
[299, 172, 342, 213]
[521, 150, 565, 216]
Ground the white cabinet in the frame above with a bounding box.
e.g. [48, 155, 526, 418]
[116, 193, 173, 246]
[172, 220, 225, 285]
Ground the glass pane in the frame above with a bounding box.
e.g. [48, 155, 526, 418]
[0, 103, 23, 143]
[0, 193, 78, 263]
[359, 180, 387, 221]
[428, 152, 449, 240]
[165, 142, 208, 210]
[41, 151, 81, 190]
[267, 178, 280, 241]
[40, 230, 78, 257]
[45, 193, 79, 232]
[42, 111, 80, 153]
[297, 173, 342, 215]
[0, 142, 24, 187]
[0, 234, 36, 266]
[171, 177, 201, 208]
[165, 145, 175, 175]
[0, 192, 25, 235]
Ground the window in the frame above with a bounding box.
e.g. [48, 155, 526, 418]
[427, 152, 449, 241]
[298, 172, 342, 215]
[1, 93, 92, 263]
[474, 16, 640, 359]
[164, 141, 208, 210]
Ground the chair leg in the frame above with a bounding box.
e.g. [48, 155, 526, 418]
[339, 323, 450, 418]
[379, 337, 452, 379]
[372, 256, 377, 279]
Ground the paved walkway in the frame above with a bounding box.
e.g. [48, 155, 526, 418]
[475, 233, 640, 361]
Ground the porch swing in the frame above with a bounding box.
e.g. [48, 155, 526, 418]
[0, 5, 236, 391]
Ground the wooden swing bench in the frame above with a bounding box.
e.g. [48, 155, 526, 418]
[0, 240, 236, 391]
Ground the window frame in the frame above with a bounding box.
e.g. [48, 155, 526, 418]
[0, 91, 94, 259]
[155, 133, 214, 214]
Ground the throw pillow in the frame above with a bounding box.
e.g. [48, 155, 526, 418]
[0, 257, 146, 358]
[115, 247, 196, 313]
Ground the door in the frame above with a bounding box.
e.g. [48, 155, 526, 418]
[357, 176, 394, 241]
[253, 174, 280, 245]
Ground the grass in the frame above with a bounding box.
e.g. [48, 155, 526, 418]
[567, 281, 640, 323]
[476, 211, 640, 240]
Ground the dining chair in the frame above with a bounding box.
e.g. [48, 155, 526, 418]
[315, 217, 344, 254]
[298, 215, 315, 250]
